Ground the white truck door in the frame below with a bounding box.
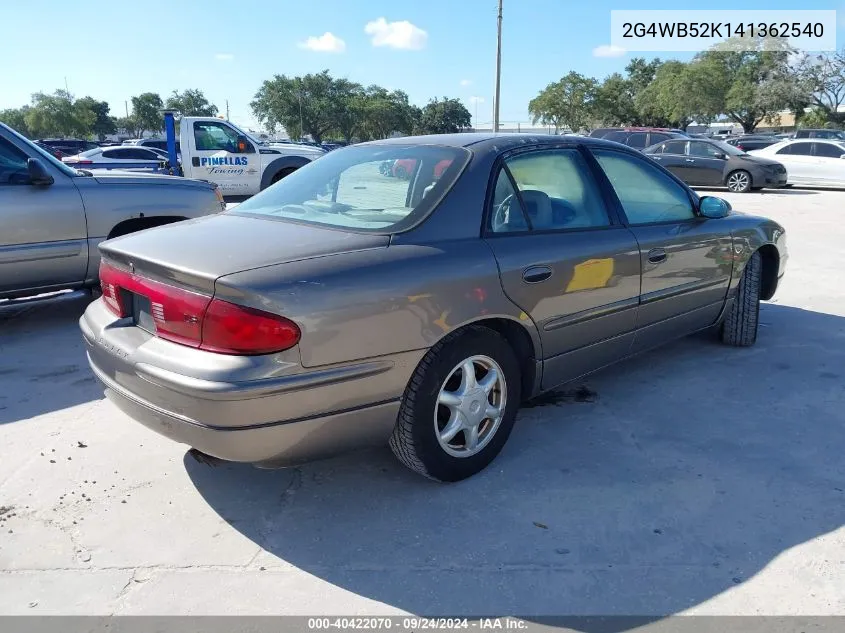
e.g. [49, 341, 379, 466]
[184, 119, 261, 195]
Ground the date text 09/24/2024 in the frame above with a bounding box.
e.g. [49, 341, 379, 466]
[307, 618, 528, 630]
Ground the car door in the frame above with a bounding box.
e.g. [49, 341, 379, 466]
[590, 148, 733, 353]
[482, 147, 642, 389]
[189, 120, 259, 195]
[811, 142, 845, 185]
[686, 141, 727, 186]
[650, 140, 689, 181]
[774, 142, 815, 184]
[0, 135, 88, 296]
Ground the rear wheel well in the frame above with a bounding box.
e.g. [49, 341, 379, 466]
[465, 318, 538, 400]
[107, 216, 187, 240]
[269, 166, 298, 186]
[757, 244, 779, 300]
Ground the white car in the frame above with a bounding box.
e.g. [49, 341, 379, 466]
[749, 139, 845, 188]
[63, 146, 166, 166]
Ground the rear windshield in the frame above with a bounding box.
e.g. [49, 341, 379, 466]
[231, 144, 470, 232]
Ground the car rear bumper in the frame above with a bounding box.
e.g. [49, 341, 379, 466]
[80, 299, 420, 466]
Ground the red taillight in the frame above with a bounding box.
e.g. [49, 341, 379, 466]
[200, 299, 300, 355]
[98, 260, 300, 355]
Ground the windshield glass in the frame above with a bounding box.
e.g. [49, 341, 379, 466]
[2, 124, 82, 177]
[231, 144, 470, 232]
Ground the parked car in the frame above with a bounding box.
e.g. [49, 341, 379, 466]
[63, 146, 166, 166]
[725, 135, 780, 152]
[0, 122, 225, 301]
[34, 141, 65, 160]
[643, 137, 787, 193]
[80, 133, 787, 482]
[793, 128, 845, 141]
[748, 139, 845, 188]
[123, 138, 182, 156]
[589, 127, 688, 151]
[38, 137, 100, 156]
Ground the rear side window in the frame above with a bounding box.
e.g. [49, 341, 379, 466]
[592, 149, 695, 225]
[813, 143, 844, 158]
[0, 138, 29, 185]
[648, 133, 671, 145]
[493, 149, 611, 232]
[604, 131, 628, 143]
[627, 133, 649, 149]
[780, 142, 813, 156]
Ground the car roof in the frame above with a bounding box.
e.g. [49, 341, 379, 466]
[781, 137, 843, 144]
[358, 132, 645, 154]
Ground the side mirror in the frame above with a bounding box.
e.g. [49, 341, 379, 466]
[699, 196, 731, 219]
[27, 158, 54, 186]
[713, 152, 727, 160]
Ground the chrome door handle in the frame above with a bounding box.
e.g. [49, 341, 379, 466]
[685, 159, 695, 163]
[648, 248, 667, 264]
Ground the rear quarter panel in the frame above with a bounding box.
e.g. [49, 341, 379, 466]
[213, 239, 540, 369]
[723, 213, 787, 295]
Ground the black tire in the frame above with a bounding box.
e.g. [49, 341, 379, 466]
[720, 250, 762, 347]
[389, 325, 522, 482]
[726, 170, 752, 193]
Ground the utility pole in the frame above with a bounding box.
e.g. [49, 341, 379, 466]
[493, 0, 502, 133]
[226, 100, 230, 120]
[299, 90, 304, 141]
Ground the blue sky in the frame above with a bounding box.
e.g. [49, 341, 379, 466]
[1, 0, 842, 132]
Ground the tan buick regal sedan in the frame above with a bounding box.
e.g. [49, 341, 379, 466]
[80, 133, 787, 482]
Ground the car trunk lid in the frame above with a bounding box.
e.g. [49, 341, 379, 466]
[99, 213, 389, 294]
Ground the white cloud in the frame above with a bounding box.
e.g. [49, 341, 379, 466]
[215, 53, 234, 61]
[365, 17, 428, 50]
[460, 79, 472, 87]
[299, 32, 346, 53]
[592, 44, 626, 58]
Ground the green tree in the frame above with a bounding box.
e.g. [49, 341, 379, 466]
[695, 36, 807, 132]
[417, 97, 471, 134]
[116, 116, 143, 138]
[252, 70, 350, 143]
[0, 107, 32, 137]
[636, 60, 725, 129]
[798, 50, 845, 126]
[354, 87, 419, 140]
[75, 97, 117, 140]
[592, 73, 637, 126]
[529, 71, 598, 132]
[165, 89, 219, 118]
[24, 90, 96, 138]
[797, 108, 834, 129]
[130, 92, 164, 136]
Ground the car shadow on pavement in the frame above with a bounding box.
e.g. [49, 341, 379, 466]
[0, 292, 102, 425]
[185, 303, 845, 629]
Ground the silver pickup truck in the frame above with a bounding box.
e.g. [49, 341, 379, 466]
[0, 123, 226, 300]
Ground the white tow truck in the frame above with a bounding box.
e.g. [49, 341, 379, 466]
[177, 116, 325, 195]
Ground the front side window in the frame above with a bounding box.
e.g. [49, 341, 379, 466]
[232, 144, 469, 232]
[498, 149, 611, 231]
[0, 138, 29, 184]
[193, 121, 241, 152]
[592, 149, 695, 225]
[813, 142, 845, 158]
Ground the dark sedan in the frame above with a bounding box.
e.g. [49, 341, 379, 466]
[644, 137, 787, 193]
[81, 133, 787, 482]
[725, 135, 780, 152]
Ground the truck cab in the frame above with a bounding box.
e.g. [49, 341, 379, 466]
[179, 117, 325, 196]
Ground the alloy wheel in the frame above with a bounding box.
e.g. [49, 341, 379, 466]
[434, 355, 507, 458]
